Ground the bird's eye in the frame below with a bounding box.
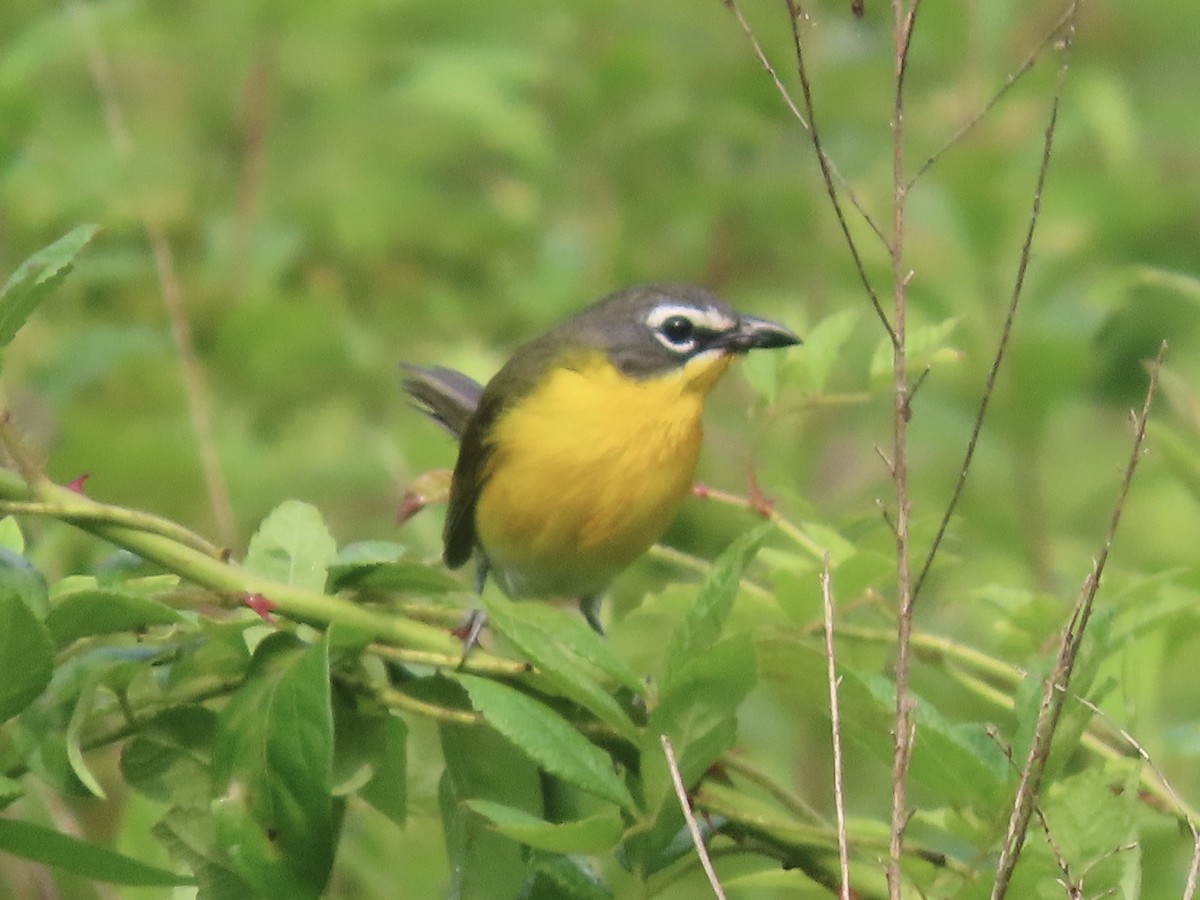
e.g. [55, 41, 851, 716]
[659, 315, 695, 347]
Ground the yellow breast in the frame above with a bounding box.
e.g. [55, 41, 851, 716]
[474, 350, 733, 598]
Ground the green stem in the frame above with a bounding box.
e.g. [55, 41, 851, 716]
[0, 498, 223, 558]
[0, 467, 513, 668]
[3, 674, 244, 781]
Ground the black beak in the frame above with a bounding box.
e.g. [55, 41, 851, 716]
[723, 315, 802, 353]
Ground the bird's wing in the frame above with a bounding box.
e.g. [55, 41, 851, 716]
[400, 364, 484, 439]
[442, 386, 502, 568]
[442, 335, 568, 570]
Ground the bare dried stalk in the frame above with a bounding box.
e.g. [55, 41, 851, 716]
[989, 341, 1166, 900]
[661, 735, 728, 900]
[914, 0, 1080, 604]
[230, 48, 275, 299]
[66, 0, 236, 547]
[1060, 691, 1199, 900]
[1186, 835, 1200, 900]
[723, 0, 887, 250]
[886, 2, 921, 896]
[820, 554, 852, 899]
[908, 3, 1080, 189]
[1033, 804, 1077, 898]
[779, 0, 896, 347]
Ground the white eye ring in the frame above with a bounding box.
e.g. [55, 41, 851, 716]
[645, 303, 736, 354]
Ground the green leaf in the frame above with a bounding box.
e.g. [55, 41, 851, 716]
[0, 517, 25, 553]
[0, 547, 49, 619]
[66, 679, 107, 799]
[167, 619, 253, 688]
[740, 343, 787, 405]
[244, 500, 338, 591]
[0, 816, 192, 886]
[757, 635, 1008, 809]
[0, 778, 20, 812]
[484, 593, 640, 742]
[528, 852, 614, 899]
[1040, 766, 1141, 898]
[327, 540, 459, 593]
[0, 224, 98, 348]
[0, 592, 54, 722]
[465, 800, 623, 855]
[359, 714, 408, 826]
[46, 587, 184, 647]
[453, 673, 634, 809]
[641, 633, 756, 825]
[440, 719, 541, 900]
[211, 632, 335, 898]
[1150, 421, 1200, 504]
[799, 308, 860, 392]
[153, 807, 253, 899]
[870, 316, 960, 386]
[663, 522, 770, 687]
[121, 707, 216, 806]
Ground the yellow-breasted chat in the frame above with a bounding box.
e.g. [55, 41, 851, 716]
[404, 282, 799, 635]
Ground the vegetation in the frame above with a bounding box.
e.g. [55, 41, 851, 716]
[1, 0, 1199, 897]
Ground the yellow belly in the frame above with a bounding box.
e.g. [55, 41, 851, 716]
[474, 353, 730, 598]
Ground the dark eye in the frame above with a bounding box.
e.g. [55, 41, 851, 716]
[660, 315, 695, 346]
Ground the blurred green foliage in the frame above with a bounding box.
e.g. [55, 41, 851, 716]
[2, 0, 1200, 897]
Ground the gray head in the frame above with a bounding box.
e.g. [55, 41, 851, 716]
[552, 283, 801, 379]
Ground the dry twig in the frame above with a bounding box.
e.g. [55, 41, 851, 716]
[66, 0, 236, 547]
[989, 341, 1166, 900]
[821, 554, 853, 899]
[908, 4, 1081, 188]
[723, 0, 888, 251]
[886, 2, 922, 896]
[914, 0, 1081, 602]
[662, 735, 728, 900]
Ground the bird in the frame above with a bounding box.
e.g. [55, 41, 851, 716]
[403, 282, 800, 636]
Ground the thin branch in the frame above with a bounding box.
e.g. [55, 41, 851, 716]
[913, 0, 1080, 602]
[367, 642, 531, 678]
[662, 734, 728, 900]
[780, 0, 897, 346]
[0, 499, 224, 559]
[723, 0, 888, 250]
[820, 555, 852, 900]
[1058, 691, 1200, 900]
[832, 622, 1200, 826]
[0, 463, 514, 665]
[908, 3, 1080, 188]
[1187, 835, 1200, 900]
[692, 482, 826, 560]
[1033, 803, 1077, 898]
[372, 682, 481, 726]
[4, 675, 243, 781]
[66, 0, 236, 547]
[887, 2, 920, 896]
[719, 754, 828, 825]
[0, 411, 52, 493]
[989, 340, 1166, 900]
[648, 543, 773, 600]
[230, 47, 274, 299]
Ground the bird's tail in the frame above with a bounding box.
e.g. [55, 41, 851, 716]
[400, 364, 483, 439]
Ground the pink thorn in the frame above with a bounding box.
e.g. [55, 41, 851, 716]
[66, 473, 92, 494]
[692, 483, 711, 499]
[244, 593, 277, 623]
[395, 490, 426, 525]
[745, 465, 776, 518]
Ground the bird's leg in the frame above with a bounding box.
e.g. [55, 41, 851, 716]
[451, 556, 491, 665]
[453, 609, 488, 668]
[579, 595, 604, 635]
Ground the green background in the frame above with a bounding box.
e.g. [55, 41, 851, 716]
[2, 0, 1200, 896]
